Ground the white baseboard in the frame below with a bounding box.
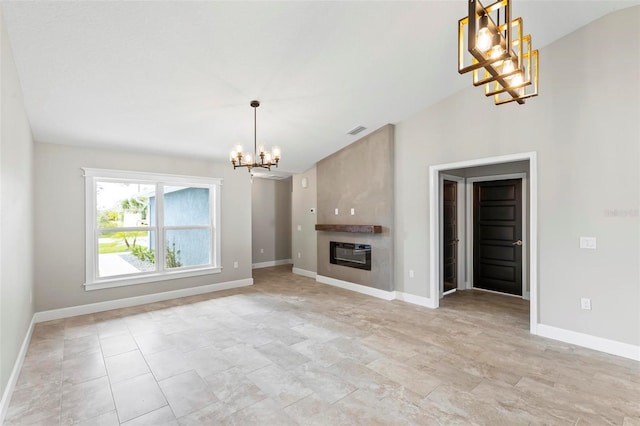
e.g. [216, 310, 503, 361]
[0, 317, 35, 424]
[252, 259, 292, 269]
[395, 291, 437, 309]
[34, 278, 254, 323]
[537, 324, 640, 362]
[292, 267, 316, 279]
[316, 275, 395, 301]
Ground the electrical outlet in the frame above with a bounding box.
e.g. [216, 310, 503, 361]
[260, 248, 264, 254]
[581, 298, 592, 310]
[297, 252, 301, 259]
[334, 208, 339, 215]
[297, 225, 302, 231]
[409, 270, 414, 278]
[351, 208, 355, 215]
[233, 261, 238, 269]
[580, 237, 597, 249]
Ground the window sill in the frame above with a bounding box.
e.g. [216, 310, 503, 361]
[84, 266, 222, 291]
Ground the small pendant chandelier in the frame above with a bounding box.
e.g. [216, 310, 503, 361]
[230, 100, 280, 172]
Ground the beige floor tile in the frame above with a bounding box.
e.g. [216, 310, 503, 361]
[221, 343, 274, 373]
[6, 266, 640, 426]
[204, 367, 267, 414]
[100, 332, 138, 357]
[292, 362, 357, 404]
[60, 376, 114, 425]
[111, 373, 168, 422]
[183, 345, 232, 378]
[4, 382, 61, 424]
[22, 338, 64, 368]
[144, 348, 192, 381]
[122, 405, 178, 425]
[367, 357, 441, 397]
[254, 341, 311, 369]
[74, 410, 120, 426]
[158, 370, 218, 418]
[283, 393, 354, 426]
[63, 334, 101, 360]
[246, 364, 314, 408]
[219, 398, 298, 426]
[104, 349, 150, 383]
[61, 352, 106, 385]
[133, 331, 175, 355]
[176, 401, 232, 425]
[13, 362, 62, 391]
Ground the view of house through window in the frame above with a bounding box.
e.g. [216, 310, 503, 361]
[97, 181, 156, 278]
[85, 169, 221, 288]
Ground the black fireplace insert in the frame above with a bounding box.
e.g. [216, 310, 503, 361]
[330, 241, 371, 271]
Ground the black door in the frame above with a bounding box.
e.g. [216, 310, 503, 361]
[473, 179, 523, 296]
[443, 180, 458, 293]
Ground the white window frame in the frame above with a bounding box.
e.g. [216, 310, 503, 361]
[83, 168, 222, 290]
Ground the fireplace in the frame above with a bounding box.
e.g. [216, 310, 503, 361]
[330, 241, 371, 271]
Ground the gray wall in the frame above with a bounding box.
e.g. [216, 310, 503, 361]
[34, 143, 252, 311]
[317, 124, 394, 291]
[291, 166, 317, 274]
[251, 177, 292, 265]
[0, 8, 34, 403]
[394, 8, 640, 346]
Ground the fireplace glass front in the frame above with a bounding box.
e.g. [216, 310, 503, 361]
[330, 241, 371, 271]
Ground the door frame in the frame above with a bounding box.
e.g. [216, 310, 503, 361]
[466, 173, 528, 299]
[428, 151, 538, 335]
[439, 174, 466, 297]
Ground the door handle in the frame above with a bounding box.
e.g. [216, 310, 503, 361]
[512, 240, 523, 246]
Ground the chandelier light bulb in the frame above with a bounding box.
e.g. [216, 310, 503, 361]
[264, 152, 272, 163]
[230, 150, 237, 161]
[511, 72, 524, 87]
[258, 145, 265, 154]
[502, 59, 515, 75]
[489, 44, 503, 60]
[272, 147, 281, 160]
[476, 26, 492, 53]
[244, 153, 252, 164]
[235, 145, 243, 154]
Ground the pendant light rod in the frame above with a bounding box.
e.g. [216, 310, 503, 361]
[252, 100, 259, 160]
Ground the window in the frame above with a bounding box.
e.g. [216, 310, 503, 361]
[83, 168, 222, 290]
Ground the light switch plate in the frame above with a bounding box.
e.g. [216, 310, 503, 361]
[350, 208, 355, 215]
[334, 208, 339, 215]
[581, 298, 592, 310]
[580, 237, 597, 249]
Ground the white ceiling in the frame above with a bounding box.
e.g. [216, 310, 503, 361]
[3, 1, 638, 173]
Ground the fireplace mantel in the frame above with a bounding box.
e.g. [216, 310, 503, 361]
[315, 224, 382, 234]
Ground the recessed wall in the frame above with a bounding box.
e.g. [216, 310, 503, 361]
[251, 177, 292, 266]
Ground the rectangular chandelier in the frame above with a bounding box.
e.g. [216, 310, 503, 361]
[458, 0, 538, 105]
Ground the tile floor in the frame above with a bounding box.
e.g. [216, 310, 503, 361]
[4, 265, 640, 425]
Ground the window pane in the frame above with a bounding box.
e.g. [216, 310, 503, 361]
[98, 230, 156, 278]
[165, 229, 210, 269]
[163, 186, 210, 226]
[97, 182, 154, 228]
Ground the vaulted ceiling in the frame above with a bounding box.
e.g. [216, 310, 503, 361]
[3, 1, 637, 173]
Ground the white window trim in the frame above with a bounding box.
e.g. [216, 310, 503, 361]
[83, 168, 222, 291]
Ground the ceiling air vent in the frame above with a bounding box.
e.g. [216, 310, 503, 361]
[347, 125, 366, 136]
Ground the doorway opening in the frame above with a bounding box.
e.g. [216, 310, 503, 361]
[429, 152, 538, 335]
